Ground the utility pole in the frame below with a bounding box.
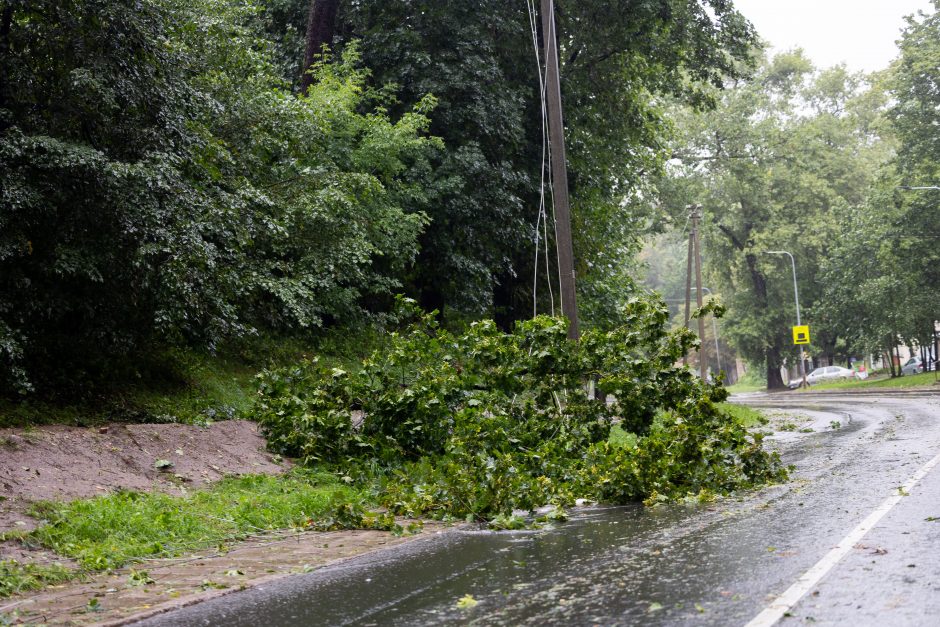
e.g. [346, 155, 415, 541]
[540, 0, 579, 340]
[682, 234, 694, 367]
[691, 206, 707, 380]
[683, 205, 708, 379]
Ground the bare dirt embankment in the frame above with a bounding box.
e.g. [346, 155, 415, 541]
[0, 421, 450, 625]
[0, 421, 285, 536]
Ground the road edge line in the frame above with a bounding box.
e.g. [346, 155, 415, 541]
[744, 449, 940, 627]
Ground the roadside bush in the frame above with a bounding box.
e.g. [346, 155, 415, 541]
[256, 298, 786, 519]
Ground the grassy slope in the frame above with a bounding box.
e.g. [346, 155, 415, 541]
[716, 402, 767, 428]
[0, 332, 387, 598]
[725, 368, 767, 394]
[0, 331, 381, 428]
[726, 369, 939, 395]
[608, 403, 767, 447]
[1, 470, 379, 597]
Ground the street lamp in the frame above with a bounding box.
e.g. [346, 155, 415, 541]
[898, 185, 940, 191]
[763, 250, 808, 388]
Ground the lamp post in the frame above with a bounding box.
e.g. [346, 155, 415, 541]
[763, 250, 808, 388]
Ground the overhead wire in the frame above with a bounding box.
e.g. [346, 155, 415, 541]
[546, 3, 563, 316]
[526, 0, 557, 318]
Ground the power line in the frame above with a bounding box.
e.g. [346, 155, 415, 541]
[526, 0, 555, 318]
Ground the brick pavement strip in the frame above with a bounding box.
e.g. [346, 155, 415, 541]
[1, 522, 454, 626]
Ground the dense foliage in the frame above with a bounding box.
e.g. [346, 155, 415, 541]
[0, 0, 436, 394]
[257, 300, 786, 519]
[264, 0, 760, 326]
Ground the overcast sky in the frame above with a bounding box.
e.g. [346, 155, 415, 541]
[732, 0, 935, 73]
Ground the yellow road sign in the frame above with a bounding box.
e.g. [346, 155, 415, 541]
[793, 325, 810, 345]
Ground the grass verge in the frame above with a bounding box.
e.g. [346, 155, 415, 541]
[609, 404, 766, 446]
[0, 560, 73, 598]
[716, 402, 768, 428]
[6, 470, 385, 584]
[725, 368, 766, 394]
[803, 371, 939, 391]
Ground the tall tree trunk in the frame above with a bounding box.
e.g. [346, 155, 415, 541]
[883, 346, 897, 377]
[300, 0, 340, 94]
[0, 3, 13, 116]
[492, 271, 516, 332]
[741, 250, 785, 390]
[765, 345, 785, 389]
[894, 338, 902, 377]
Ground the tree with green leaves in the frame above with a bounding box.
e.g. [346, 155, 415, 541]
[819, 2, 939, 370]
[661, 52, 893, 388]
[888, 1, 940, 345]
[265, 0, 760, 327]
[0, 0, 437, 395]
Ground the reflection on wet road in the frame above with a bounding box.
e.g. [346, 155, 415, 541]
[139, 392, 940, 626]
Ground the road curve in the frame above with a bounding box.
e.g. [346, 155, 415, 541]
[137, 391, 940, 626]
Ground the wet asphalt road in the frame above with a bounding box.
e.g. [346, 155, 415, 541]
[139, 391, 940, 626]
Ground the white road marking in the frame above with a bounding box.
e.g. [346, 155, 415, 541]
[745, 450, 940, 627]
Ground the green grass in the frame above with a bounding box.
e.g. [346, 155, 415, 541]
[803, 371, 939, 391]
[717, 402, 768, 428]
[0, 560, 74, 598]
[0, 329, 384, 428]
[26, 470, 371, 571]
[725, 368, 766, 394]
[725, 381, 765, 394]
[609, 404, 766, 444]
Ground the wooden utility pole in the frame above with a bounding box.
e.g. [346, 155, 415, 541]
[682, 234, 694, 367]
[692, 206, 707, 380]
[540, 0, 579, 340]
[683, 204, 708, 380]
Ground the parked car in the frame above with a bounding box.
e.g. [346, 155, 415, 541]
[805, 366, 855, 385]
[901, 357, 925, 375]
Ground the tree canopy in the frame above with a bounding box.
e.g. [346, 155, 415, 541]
[0, 0, 763, 394]
[654, 1, 940, 385]
[660, 52, 894, 387]
[0, 0, 437, 394]
[265, 0, 760, 325]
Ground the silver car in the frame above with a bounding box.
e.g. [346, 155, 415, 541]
[901, 357, 925, 375]
[805, 366, 855, 385]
